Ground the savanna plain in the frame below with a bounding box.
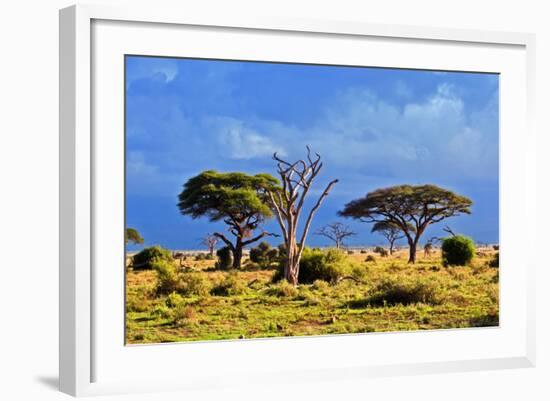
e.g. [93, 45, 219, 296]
[126, 245, 499, 344]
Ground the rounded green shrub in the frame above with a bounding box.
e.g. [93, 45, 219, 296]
[249, 241, 278, 268]
[133, 246, 173, 270]
[152, 259, 179, 294]
[441, 235, 475, 266]
[215, 246, 233, 270]
[298, 248, 353, 284]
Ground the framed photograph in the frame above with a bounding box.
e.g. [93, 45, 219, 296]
[59, 4, 536, 397]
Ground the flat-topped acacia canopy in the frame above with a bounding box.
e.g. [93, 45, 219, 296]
[339, 184, 472, 263]
[177, 170, 280, 268]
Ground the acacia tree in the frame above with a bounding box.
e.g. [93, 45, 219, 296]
[125, 227, 144, 245]
[339, 184, 472, 263]
[315, 222, 356, 249]
[177, 171, 279, 268]
[267, 147, 338, 286]
[371, 221, 404, 255]
[200, 233, 219, 257]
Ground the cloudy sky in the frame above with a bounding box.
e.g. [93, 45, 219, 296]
[125, 55, 499, 250]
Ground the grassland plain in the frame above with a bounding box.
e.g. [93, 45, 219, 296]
[125, 248, 499, 344]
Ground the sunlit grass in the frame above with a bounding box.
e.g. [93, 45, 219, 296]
[125, 248, 499, 344]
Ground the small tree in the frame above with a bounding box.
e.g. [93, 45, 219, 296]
[339, 185, 472, 263]
[267, 147, 338, 286]
[178, 171, 280, 268]
[370, 221, 404, 255]
[200, 234, 219, 257]
[315, 222, 356, 249]
[125, 227, 144, 245]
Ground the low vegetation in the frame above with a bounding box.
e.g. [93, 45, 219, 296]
[441, 235, 476, 266]
[126, 246, 499, 344]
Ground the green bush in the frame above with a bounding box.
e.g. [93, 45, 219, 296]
[179, 273, 212, 296]
[298, 248, 354, 284]
[365, 255, 376, 263]
[152, 259, 179, 294]
[215, 246, 233, 270]
[210, 273, 247, 296]
[249, 241, 278, 267]
[441, 235, 475, 266]
[133, 246, 173, 270]
[366, 277, 442, 306]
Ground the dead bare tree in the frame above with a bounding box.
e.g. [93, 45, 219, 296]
[315, 222, 356, 249]
[200, 234, 219, 257]
[267, 146, 338, 286]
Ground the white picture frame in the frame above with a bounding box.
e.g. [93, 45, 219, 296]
[59, 4, 536, 397]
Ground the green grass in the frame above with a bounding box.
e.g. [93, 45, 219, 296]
[125, 248, 499, 344]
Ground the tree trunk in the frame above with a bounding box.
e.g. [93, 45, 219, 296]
[407, 239, 417, 264]
[232, 239, 243, 269]
[389, 240, 395, 255]
[285, 261, 299, 286]
[284, 238, 300, 286]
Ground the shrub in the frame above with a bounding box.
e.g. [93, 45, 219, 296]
[133, 246, 173, 270]
[272, 248, 358, 284]
[249, 241, 278, 267]
[211, 273, 247, 296]
[297, 248, 354, 284]
[360, 249, 367, 254]
[365, 255, 376, 263]
[366, 277, 441, 306]
[441, 235, 475, 266]
[152, 259, 179, 294]
[265, 280, 298, 297]
[166, 291, 184, 307]
[373, 246, 388, 257]
[179, 273, 212, 296]
[194, 253, 206, 261]
[215, 246, 233, 270]
[488, 252, 499, 268]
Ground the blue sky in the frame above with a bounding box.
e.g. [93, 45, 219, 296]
[125, 55, 499, 250]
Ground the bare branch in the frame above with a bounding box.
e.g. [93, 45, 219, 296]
[298, 179, 339, 256]
[212, 232, 235, 251]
